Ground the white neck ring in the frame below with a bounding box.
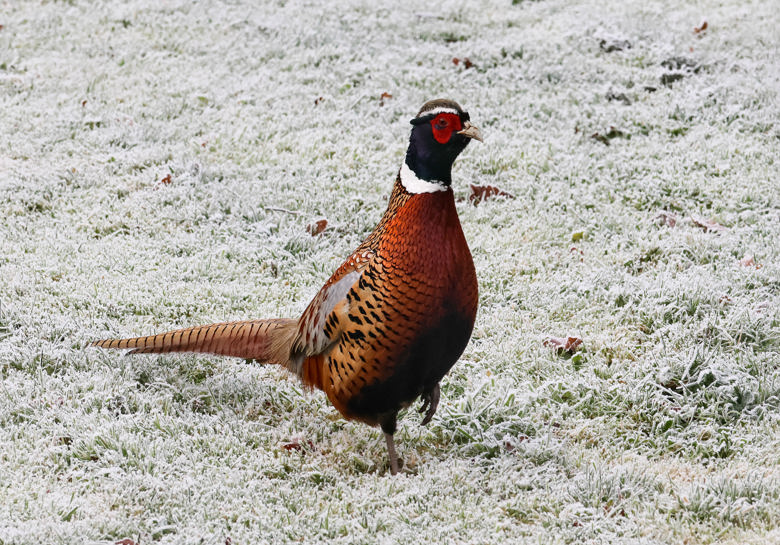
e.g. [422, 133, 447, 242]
[399, 163, 449, 194]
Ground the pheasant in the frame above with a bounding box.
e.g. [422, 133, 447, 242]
[93, 99, 482, 474]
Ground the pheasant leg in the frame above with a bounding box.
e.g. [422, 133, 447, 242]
[384, 432, 400, 475]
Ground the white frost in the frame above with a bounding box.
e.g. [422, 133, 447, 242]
[0, 0, 779, 543]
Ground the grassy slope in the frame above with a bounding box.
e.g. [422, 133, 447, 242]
[1, 0, 779, 543]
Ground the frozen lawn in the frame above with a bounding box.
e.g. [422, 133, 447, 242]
[1, 0, 779, 543]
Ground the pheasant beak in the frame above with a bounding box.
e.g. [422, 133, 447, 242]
[457, 121, 483, 142]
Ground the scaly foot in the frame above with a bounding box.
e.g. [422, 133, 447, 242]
[418, 383, 440, 426]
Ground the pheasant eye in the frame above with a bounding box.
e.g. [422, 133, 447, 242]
[429, 113, 463, 144]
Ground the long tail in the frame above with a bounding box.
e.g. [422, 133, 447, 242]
[92, 319, 297, 364]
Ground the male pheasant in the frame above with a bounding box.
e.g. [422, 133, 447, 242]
[93, 99, 482, 474]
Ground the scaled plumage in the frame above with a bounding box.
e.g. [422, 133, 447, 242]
[93, 99, 482, 474]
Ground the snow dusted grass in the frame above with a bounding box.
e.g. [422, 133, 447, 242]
[1, 0, 779, 543]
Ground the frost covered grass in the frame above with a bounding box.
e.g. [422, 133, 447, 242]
[1, 0, 779, 543]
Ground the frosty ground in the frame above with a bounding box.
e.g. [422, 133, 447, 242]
[1, 0, 779, 543]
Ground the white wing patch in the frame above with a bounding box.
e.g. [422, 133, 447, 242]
[316, 270, 361, 335]
[292, 269, 362, 365]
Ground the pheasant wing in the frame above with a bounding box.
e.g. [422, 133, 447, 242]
[290, 250, 375, 360]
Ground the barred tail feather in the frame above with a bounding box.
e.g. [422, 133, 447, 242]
[92, 319, 297, 364]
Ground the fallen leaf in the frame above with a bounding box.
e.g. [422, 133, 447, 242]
[160, 174, 172, 185]
[469, 183, 514, 205]
[694, 21, 708, 34]
[306, 219, 328, 236]
[571, 231, 584, 242]
[81, 100, 87, 107]
[503, 436, 528, 451]
[380, 92, 393, 106]
[282, 440, 314, 452]
[544, 336, 583, 355]
[690, 215, 727, 233]
[655, 211, 677, 227]
[452, 57, 474, 69]
[116, 539, 137, 545]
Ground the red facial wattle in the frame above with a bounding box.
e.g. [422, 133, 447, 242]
[430, 113, 463, 144]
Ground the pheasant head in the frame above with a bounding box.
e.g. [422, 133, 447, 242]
[402, 99, 483, 193]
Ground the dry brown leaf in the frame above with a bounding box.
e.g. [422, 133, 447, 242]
[504, 435, 528, 452]
[544, 336, 583, 354]
[452, 57, 474, 69]
[282, 440, 314, 452]
[115, 539, 137, 545]
[160, 174, 172, 185]
[306, 219, 328, 236]
[380, 92, 393, 106]
[469, 183, 514, 205]
[694, 21, 708, 34]
[690, 215, 727, 233]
